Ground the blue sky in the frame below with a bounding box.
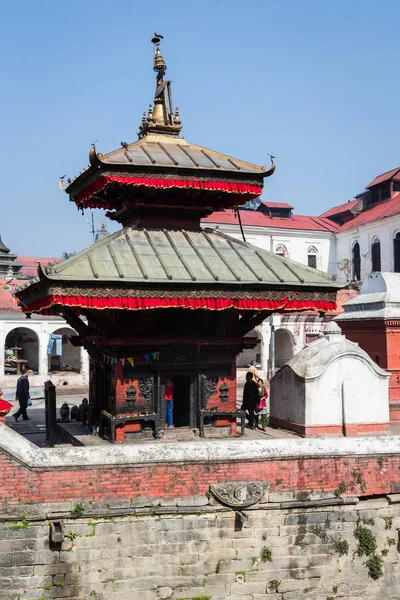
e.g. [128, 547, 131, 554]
[1, 0, 399, 256]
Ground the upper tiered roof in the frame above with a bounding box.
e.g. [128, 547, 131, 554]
[63, 36, 275, 220]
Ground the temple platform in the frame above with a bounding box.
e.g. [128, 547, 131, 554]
[5, 394, 400, 448]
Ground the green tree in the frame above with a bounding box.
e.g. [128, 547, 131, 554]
[62, 251, 76, 260]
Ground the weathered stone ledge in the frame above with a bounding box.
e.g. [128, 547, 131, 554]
[0, 495, 366, 522]
[1, 423, 400, 468]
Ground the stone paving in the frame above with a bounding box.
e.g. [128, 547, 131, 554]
[5, 388, 400, 448]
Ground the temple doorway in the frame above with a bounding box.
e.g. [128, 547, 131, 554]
[172, 375, 191, 427]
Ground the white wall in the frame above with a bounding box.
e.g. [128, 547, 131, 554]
[271, 354, 389, 428]
[336, 213, 400, 283]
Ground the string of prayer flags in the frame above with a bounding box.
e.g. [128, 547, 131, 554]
[111, 351, 160, 369]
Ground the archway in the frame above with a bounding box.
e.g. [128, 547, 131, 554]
[48, 327, 81, 373]
[275, 328, 294, 367]
[236, 329, 261, 368]
[5, 327, 39, 374]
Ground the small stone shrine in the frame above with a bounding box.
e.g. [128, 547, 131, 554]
[336, 272, 400, 423]
[270, 321, 390, 436]
[16, 36, 340, 442]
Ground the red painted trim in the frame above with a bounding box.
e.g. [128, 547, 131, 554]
[389, 407, 400, 423]
[269, 416, 390, 437]
[74, 175, 263, 207]
[22, 294, 337, 316]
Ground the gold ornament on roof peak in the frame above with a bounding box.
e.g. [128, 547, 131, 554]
[138, 34, 183, 139]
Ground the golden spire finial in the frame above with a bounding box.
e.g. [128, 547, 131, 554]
[138, 34, 183, 138]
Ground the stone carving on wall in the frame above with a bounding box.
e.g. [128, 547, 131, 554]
[219, 382, 229, 402]
[138, 377, 153, 403]
[209, 482, 268, 508]
[159, 343, 198, 363]
[126, 384, 137, 407]
[204, 377, 218, 402]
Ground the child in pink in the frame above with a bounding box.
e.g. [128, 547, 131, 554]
[164, 376, 174, 428]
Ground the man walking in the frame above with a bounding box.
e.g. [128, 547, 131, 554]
[14, 371, 30, 422]
[241, 371, 259, 429]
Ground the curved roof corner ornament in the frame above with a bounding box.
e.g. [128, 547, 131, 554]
[263, 154, 276, 178]
[89, 141, 101, 167]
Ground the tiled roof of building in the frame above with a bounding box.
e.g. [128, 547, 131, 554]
[21, 227, 338, 289]
[260, 201, 294, 209]
[0, 280, 26, 311]
[17, 256, 60, 278]
[0, 257, 60, 312]
[319, 199, 359, 219]
[338, 192, 400, 232]
[366, 167, 400, 189]
[202, 210, 338, 232]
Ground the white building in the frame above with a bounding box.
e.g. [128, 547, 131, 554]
[0, 311, 89, 394]
[202, 167, 400, 373]
[330, 168, 400, 283]
[0, 241, 89, 393]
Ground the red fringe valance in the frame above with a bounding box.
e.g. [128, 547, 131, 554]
[22, 294, 336, 315]
[74, 176, 263, 207]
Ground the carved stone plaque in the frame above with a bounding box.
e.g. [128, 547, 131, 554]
[209, 482, 268, 508]
[138, 377, 153, 402]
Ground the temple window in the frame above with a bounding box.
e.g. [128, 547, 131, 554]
[394, 233, 400, 273]
[307, 246, 318, 269]
[352, 241, 361, 280]
[5, 327, 39, 374]
[371, 238, 381, 272]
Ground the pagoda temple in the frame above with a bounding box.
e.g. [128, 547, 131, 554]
[16, 35, 341, 442]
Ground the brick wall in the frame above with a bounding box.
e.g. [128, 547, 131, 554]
[1, 448, 399, 505]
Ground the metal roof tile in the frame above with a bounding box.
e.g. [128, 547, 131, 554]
[100, 133, 265, 175]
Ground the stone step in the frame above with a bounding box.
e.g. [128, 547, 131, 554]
[160, 428, 200, 442]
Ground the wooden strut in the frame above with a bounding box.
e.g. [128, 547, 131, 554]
[235, 206, 246, 243]
[57, 307, 105, 366]
[237, 310, 273, 338]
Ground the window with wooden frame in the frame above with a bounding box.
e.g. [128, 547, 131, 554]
[371, 238, 381, 272]
[307, 246, 318, 269]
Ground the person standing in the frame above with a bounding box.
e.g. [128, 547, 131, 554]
[249, 359, 260, 382]
[255, 378, 269, 431]
[14, 371, 30, 422]
[241, 372, 259, 429]
[164, 376, 174, 428]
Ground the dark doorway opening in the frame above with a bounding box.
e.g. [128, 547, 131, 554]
[172, 375, 191, 427]
[394, 233, 400, 273]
